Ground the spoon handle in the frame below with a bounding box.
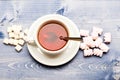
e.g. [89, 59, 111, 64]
[60, 36, 82, 41]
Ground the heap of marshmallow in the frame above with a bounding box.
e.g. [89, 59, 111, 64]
[3, 25, 29, 52]
[80, 27, 111, 57]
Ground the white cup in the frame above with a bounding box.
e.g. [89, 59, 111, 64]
[31, 14, 71, 55]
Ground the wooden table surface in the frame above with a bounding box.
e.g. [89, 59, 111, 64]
[0, 0, 120, 80]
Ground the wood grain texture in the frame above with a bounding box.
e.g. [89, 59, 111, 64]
[0, 0, 120, 80]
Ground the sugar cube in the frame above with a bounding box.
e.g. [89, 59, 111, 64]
[19, 32, 25, 39]
[15, 45, 22, 52]
[18, 39, 25, 46]
[24, 29, 29, 35]
[12, 25, 22, 34]
[9, 32, 15, 38]
[8, 38, 15, 45]
[3, 38, 9, 44]
[7, 27, 13, 33]
[13, 39, 19, 46]
[14, 34, 20, 39]
[23, 36, 28, 41]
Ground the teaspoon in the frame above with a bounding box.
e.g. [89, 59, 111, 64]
[59, 36, 82, 41]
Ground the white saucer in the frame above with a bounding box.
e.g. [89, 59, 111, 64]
[27, 14, 80, 66]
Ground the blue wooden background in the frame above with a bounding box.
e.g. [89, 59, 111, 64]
[0, 0, 120, 80]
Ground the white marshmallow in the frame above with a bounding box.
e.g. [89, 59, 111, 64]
[93, 48, 103, 57]
[93, 27, 103, 35]
[83, 36, 95, 48]
[95, 37, 103, 47]
[104, 32, 111, 43]
[15, 45, 22, 52]
[80, 29, 89, 37]
[91, 32, 98, 40]
[80, 43, 89, 50]
[88, 41, 95, 48]
[84, 49, 93, 56]
[99, 43, 109, 52]
[83, 36, 93, 43]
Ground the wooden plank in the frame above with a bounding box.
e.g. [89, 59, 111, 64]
[0, 0, 120, 80]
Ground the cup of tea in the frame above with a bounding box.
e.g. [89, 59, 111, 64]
[32, 14, 71, 55]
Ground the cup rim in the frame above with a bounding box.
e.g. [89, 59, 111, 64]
[34, 14, 71, 55]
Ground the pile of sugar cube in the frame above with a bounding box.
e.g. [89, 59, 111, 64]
[3, 25, 29, 52]
[80, 27, 111, 57]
